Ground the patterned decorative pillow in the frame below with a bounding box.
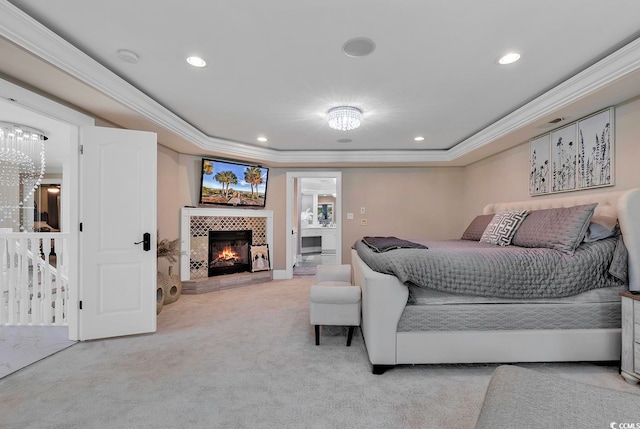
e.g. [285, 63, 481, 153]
[480, 210, 528, 246]
[461, 214, 495, 241]
[511, 203, 597, 253]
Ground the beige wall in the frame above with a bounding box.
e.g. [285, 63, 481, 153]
[463, 96, 640, 223]
[156, 144, 182, 275]
[157, 97, 640, 274]
[341, 167, 464, 264]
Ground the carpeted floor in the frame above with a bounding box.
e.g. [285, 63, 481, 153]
[0, 326, 76, 378]
[0, 277, 637, 429]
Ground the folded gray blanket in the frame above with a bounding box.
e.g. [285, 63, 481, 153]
[362, 236, 428, 253]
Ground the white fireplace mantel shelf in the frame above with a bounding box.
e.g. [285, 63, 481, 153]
[180, 207, 274, 282]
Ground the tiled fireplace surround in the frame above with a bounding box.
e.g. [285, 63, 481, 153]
[180, 208, 274, 282]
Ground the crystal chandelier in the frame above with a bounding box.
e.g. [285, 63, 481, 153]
[0, 122, 47, 231]
[327, 106, 362, 131]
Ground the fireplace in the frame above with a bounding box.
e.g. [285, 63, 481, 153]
[208, 230, 253, 276]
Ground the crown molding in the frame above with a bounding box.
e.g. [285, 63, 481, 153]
[2, 1, 640, 166]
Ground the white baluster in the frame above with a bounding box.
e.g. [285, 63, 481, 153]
[53, 237, 63, 325]
[19, 237, 29, 325]
[7, 239, 17, 324]
[42, 236, 53, 324]
[0, 237, 7, 324]
[30, 237, 41, 325]
[61, 237, 69, 325]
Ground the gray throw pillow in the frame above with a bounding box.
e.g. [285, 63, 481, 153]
[461, 214, 495, 241]
[480, 210, 528, 246]
[583, 215, 619, 242]
[511, 203, 597, 254]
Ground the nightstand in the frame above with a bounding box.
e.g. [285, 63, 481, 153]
[620, 291, 640, 384]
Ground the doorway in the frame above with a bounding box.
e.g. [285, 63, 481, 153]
[285, 171, 342, 279]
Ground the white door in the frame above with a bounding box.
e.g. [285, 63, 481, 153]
[79, 126, 157, 340]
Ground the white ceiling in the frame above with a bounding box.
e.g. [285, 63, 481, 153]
[1, 1, 640, 167]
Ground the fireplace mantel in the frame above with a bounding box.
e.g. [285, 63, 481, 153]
[180, 207, 274, 281]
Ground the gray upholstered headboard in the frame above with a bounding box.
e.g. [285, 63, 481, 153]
[483, 188, 640, 292]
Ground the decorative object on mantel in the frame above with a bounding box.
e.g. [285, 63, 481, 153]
[157, 234, 183, 312]
[0, 122, 47, 231]
[250, 244, 270, 272]
[529, 107, 614, 196]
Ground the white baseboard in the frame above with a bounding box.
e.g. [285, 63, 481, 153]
[272, 270, 290, 280]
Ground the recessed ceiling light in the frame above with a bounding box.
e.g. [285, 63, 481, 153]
[414, 136, 425, 142]
[257, 136, 268, 142]
[186, 56, 207, 67]
[497, 52, 521, 65]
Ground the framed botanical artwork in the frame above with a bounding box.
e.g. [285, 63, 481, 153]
[529, 134, 550, 195]
[250, 244, 270, 272]
[528, 107, 614, 196]
[550, 123, 577, 193]
[577, 108, 614, 189]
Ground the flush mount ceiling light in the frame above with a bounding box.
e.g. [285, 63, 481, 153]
[414, 136, 425, 142]
[497, 52, 521, 65]
[257, 136, 268, 142]
[327, 106, 362, 131]
[0, 122, 47, 231]
[186, 56, 207, 67]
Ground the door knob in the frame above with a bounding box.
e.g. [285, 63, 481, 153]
[134, 232, 151, 251]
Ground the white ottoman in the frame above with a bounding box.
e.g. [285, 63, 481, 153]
[309, 264, 361, 346]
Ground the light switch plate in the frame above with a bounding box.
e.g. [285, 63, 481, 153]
[360, 207, 366, 214]
[347, 213, 354, 219]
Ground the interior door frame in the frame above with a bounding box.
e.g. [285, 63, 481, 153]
[0, 77, 94, 341]
[284, 171, 342, 279]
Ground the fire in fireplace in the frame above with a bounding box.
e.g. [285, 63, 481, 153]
[208, 230, 252, 276]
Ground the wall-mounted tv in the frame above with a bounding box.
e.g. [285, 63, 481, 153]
[199, 158, 269, 208]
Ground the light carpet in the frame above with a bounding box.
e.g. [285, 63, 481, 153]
[0, 326, 76, 378]
[0, 277, 637, 429]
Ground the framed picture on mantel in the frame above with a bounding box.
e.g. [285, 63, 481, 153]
[250, 245, 270, 272]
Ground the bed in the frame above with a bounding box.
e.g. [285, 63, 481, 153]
[351, 188, 640, 374]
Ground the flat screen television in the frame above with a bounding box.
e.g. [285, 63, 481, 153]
[198, 158, 269, 208]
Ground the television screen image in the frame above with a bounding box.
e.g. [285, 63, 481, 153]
[199, 158, 269, 208]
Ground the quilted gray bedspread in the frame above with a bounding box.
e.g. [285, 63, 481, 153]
[354, 237, 625, 298]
